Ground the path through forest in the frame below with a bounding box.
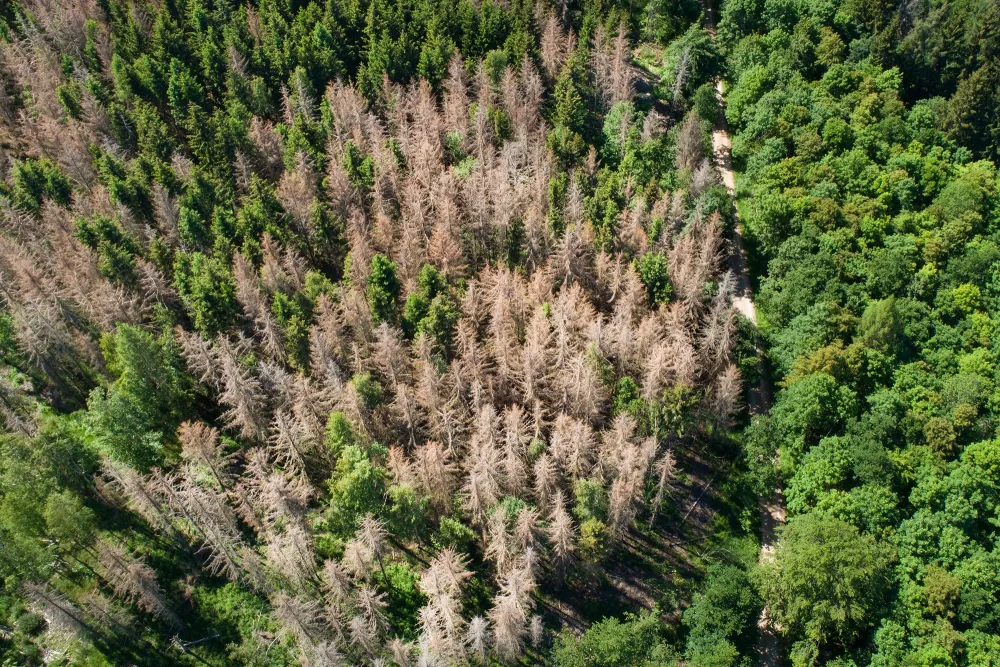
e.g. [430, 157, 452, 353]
[712, 80, 785, 666]
[699, 3, 787, 664]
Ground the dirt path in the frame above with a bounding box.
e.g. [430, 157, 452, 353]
[712, 77, 786, 667]
[700, 4, 787, 665]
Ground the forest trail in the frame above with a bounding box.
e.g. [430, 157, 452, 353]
[698, 2, 786, 665]
[712, 78, 786, 667]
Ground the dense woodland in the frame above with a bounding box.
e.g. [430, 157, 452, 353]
[0, 0, 999, 665]
[724, 0, 1000, 664]
[0, 0, 749, 665]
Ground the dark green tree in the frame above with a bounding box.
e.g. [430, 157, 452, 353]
[85, 325, 189, 471]
[552, 608, 678, 666]
[173, 251, 240, 336]
[367, 254, 401, 325]
[758, 514, 893, 655]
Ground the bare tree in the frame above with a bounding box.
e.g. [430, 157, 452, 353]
[532, 453, 559, 513]
[487, 553, 537, 663]
[267, 523, 317, 589]
[176, 326, 219, 388]
[649, 443, 677, 527]
[233, 252, 265, 320]
[102, 464, 181, 542]
[690, 158, 721, 198]
[178, 421, 228, 489]
[707, 362, 742, 427]
[530, 615, 545, 649]
[591, 25, 633, 112]
[547, 490, 576, 581]
[674, 110, 704, 173]
[414, 441, 457, 514]
[555, 352, 607, 422]
[357, 513, 391, 579]
[273, 592, 339, 665]
[249, 116, 284, 180]
[669, 212, 723, 310]
[355, 583, 389, 637]
[514, 506, 542, 552]
[548, 413, 597, 481]
[388, 637, 415, 667]
[463, 406, 504, 524]
[98, 543, 181, 629]
[500, 405, 530, 496]
[269, 408, 311, 478]
[609, 24, 635, 108]
[539, 12, 569, 81]
[23, 582, 92, 640]
[170, 465, 246, 581]
[215, 335, 270, 442]
[443, 55, 470, 136]
[484, 510, 516, 575]
[672, 46, 692, 108]
[467, 615, 490, 664]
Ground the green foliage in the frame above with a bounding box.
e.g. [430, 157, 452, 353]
[325, 411, 358, 457]
[400, 264, 461, 355]
[85, 325, 189, 470]
[572, 477, 608, 523]
[12, 0, 986, 663]
[418, 29, 455, 88]
[272, 291, 313, 369]
[386, 482, 428, 540]
[432, 515, 478, 552]
[548, 56, 590, 167]
[759, 514, 893, 655]
[661, 23, 721, 103]
[587, 168, 624, 248]
[350, 372, 384, 412]
[613, 376, 644, 416]
[547, 124, 587, 170]
[683, 564, 760, 666]
[325, 443, 387, 535]
[724, 3, 1000, 658]
[75, 214, 140, 284]
[57, 79, 84, 118]
[553, 60, 588, 135]
[741, 415, 779, 496]
[342, 140, 375, 191]
[416, 292, 460, 355]
[482, 49, 508, 84]
[173, 251, 239, 336]
[89, 145, 152, 217]
[578, 517, 609, 563]
[548, 169, 570, 234]
[601, 101, 638, 164]
[635, 252, 674, 306]
[43, 490, 95, 549]
[192, 584, 297, 666]
[856, 298, 900, 355]
[642, 0, 700, 43]
[0, 420, 97, 584]
[770, 372, 855, 465]
[373, 563, 427, 639]
[367, 254, 400, 325]
[11, 158, 72, 215]
[551, 608, 678, 666]
[692, 82, 721, 123]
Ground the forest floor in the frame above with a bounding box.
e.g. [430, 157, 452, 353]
[536, 435, 734, 634]
[701, 2, 787, 664]
[536, 9, 787, 654]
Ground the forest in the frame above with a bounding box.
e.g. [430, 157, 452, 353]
[0, 0, 998, 665]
